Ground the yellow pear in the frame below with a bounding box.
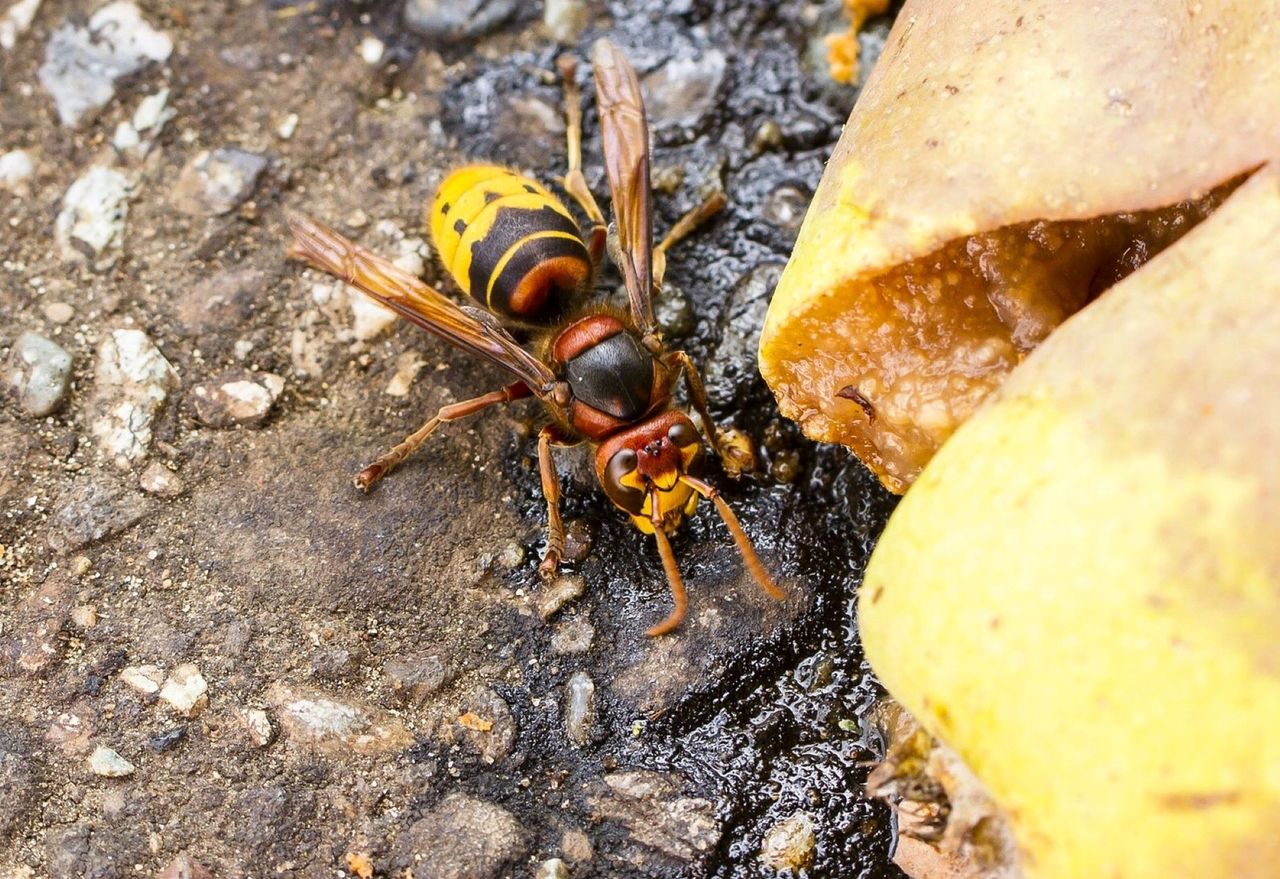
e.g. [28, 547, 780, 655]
[860, 166, 1280, 878]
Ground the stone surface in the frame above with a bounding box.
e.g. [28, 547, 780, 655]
[47, 477, 151, 554]
[642, 49, 727, 128]
[0, 3, 897, 876]
[55, 166, 130, 267]
[171, 148, 268, 216]
[38, 1, 172, 127]
[395, 793, 529, 879]
[189, 371, 284, 428]
[0, 734, 37, 844]
[268, 684, 413, 757]
[384, 652, 451, 706]
[5, 331, 72, 417]
[89, 329, 178, 469]
[403, 0, 519, 40]
[157, 852, 214, 879]
[88, 745, 135, 778]
[588, 771, 720, 866]
[241, 708, 273, 747]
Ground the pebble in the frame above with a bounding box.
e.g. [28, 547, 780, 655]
[760, 183, 810, 237]
[120, 664, 165, 695]
[158, 663, 208, 718]
[241, 708, 273, 747]
[43, 302, 75, 324]
[38, 1, 172, 127]
[384, 652, 451, 706]
[0, 148, 34, 194]
[562, 519, 593, 563]
[349, 294, 398, 341]
[758, 811, 817, 871]
[642, 50, 728, 129]
[550, 618, 594, 655]
[70, 605, 97, 628]
[4, 331, 73, 417]
[47, 477, 151, 554]
[90, 329, 178, 469]
[189, 371, 284, 429]
[587, 771, 719, 864]
[384, 351, 425, 397]
[560, 828, 593, 863]
[537, 574, 585, 621]
[0, 0, 42, 51]
[544, 0, 589, 44]
[403, 0, 519, 40]
[443, 686, 516, 764]
[157, 853, 213, 879]
[536, 858, 569, 879]
[88, 745, 135, 778]
[138, 461, 184, 498]
[267, 683, 414, 757]
[112, 87, 174, 157]
[276, 112, 299, 140]
[397, 793, 529, 879]
[147, 726, 186, 752]
[171, 147, 268, 216]
[358, 35, 384, 66]
[564, 670, 595, 746]
[55, 166, 130, 267]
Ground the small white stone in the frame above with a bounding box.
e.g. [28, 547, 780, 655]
[349, 293, 398, 341]
[385, 351, 425, 397]
[90, 329, 178, 469]
[43, 302, 75, 324]
[120, 664, 165, 695]
[138, 461, 183, 498]
[276, 112, 299, 140]
[71, 605, 98, 628]
[242, 708, 273, 747]
[158, 663, 208, 718]
[358, 35, 384, 65]
[38, 1, 172, 127]
[0, 149, 34, 193]
[89, 745, 135, 778]
[0, 0, 43, 51]
[55, 166, 131, 266]
[536, 858, 570, 879]
[544, 0, 589, 44]
[391, 237, 429, 277]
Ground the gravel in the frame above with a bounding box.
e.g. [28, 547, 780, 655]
[394, 792, 530, 879]
[188, 371, 284, 428]
[89, 329, 178, 469]
[403, 0, 520, 40]
[170, 148, 268, 216]
[4, 332, 73, 417]
[38, 1, 172, 127]
[54, 165, 130, 267]
[88, 745, 135, 778]
[565, 669, 596, 746]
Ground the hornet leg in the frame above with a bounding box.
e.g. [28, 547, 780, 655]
[354, 382, 532, 491]
[537, 424, 574, 580]
[669, 350, 756, 477]
[557, 54, 608, 266]
[653, 190, 727, 291]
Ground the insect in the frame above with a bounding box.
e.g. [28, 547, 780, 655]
[286, 39, 785, 635]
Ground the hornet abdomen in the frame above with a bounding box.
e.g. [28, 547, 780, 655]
[429, 164, 593, 323]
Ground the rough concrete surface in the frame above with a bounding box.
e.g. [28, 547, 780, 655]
[1, 0, 904, 876]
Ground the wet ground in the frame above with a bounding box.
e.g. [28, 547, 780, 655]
[1, 0, 905, 876]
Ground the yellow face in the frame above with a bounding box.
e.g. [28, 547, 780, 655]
[600, 416, 703, 535]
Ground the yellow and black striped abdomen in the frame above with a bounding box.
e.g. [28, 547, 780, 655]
[429, 165, 592, 323]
